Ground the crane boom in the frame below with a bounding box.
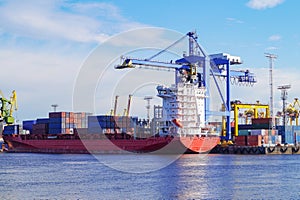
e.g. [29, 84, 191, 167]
[113, 95, 119, 116]
[115, 57, 182, 70]
[115, 56, 256, 84]
[126, 95, 132, 117]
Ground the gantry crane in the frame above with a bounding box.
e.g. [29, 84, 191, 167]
[115, 31, 256, 141]
[231, 101, 269, 136]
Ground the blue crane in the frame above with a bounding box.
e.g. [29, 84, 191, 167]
[115, 32, 256, 141]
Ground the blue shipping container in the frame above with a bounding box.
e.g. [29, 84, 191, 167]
[23, 120, 36, 131]
[36, 118, 50, 124]
[49, 118, 64, 124]
[3, 125, 19, 135]
[88, 121, 115, 129]
[48, 128, 65, 134]
[284, 126, 295, 144]
[88, 115, 113, 123]
[49, 123, 65, 129]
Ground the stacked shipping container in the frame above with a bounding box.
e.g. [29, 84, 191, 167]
[20, 112, 142, 136]
[21, 112, 140, 135]
[234, 118, 282, 146]
[31, 118, 50, 134]
[3, 125, 19, 135]
[87, 116, 137, 134]
[21, 112, 90, 135]
[277, 125, 300, 144]
[48, 112, 90, 134]
[88, 115, 114, 134]
[22, 120, 36, 132]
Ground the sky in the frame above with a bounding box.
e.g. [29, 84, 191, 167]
[0, 0, 300, 121]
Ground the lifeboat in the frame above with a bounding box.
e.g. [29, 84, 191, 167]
[172, 119, 183, 128]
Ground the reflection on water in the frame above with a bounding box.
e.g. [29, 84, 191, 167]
[1, 153, 300, 199]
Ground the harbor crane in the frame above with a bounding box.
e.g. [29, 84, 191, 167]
[0, 90, 17, 125]
[0, 90, 17, 138]
[124, 94, 132, 117]
[115, 31, 256, 141]
[113, 95, 119, 116]
[286, 98, 300, 125]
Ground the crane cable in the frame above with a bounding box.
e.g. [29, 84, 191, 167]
[145, 34, 187, 61]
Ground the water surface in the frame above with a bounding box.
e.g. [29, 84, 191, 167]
[0, 153, 299, 199]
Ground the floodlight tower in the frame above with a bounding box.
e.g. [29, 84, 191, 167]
[265, 53, 277, 130]
[278, 84, 291, 126]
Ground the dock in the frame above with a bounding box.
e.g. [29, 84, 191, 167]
[210, 145, 300, 155]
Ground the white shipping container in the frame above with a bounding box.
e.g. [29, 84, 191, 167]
[250, 129, 266, 136]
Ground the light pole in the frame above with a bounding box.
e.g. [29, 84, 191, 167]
[278, 84, 291, 126]
[51, 104, 58, 112]
[265, 53, 277, 130]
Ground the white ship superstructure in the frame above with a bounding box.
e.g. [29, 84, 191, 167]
[155, 66, 212, 137]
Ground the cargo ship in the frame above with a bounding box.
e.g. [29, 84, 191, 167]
[2, 65, 220, 154]
[2, 32, 221, 154]
[2, 68, 220, 154]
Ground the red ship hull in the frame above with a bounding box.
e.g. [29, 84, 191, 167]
[3, 134, 220, 154]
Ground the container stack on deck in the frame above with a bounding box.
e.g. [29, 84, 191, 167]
[32, 118, 49, 134]
[48, 112, 70, 134]
[88, 115, 114, 134]
[87, 115, 138, 134]
[18, 112, 142, 136]
[19, 112, 91, 135]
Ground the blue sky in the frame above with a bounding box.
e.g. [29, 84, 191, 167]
[0, 0, 299, 121]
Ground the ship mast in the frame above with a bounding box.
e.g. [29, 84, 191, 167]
[144, 96, 153, 127]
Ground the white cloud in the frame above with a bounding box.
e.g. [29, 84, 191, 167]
[226, 17, 244, 24]
[246, 0, 285, 10]
[0, 0, 145, 43]
[269, 35, 282, 41]
[0, 48, 81, 119]
[265, 46, 279, 50]
[0, 0, 147, 120]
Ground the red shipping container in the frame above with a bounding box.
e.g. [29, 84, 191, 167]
[252, 118, 272, 125]
[246, 135, 262, 146]
[235, 136, 246, 146]
[49, 112, 66, 118]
